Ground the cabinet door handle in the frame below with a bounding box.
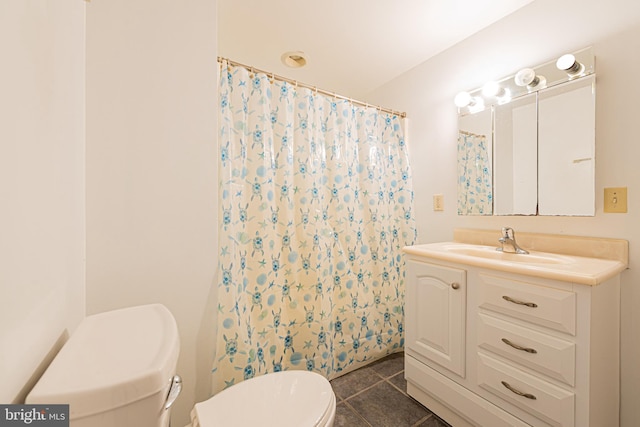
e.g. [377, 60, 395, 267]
[502, 295, 538, 308]
[501, 338, 537, 354]
[451, 282, 460, 290]
[501, 381, 537, 400]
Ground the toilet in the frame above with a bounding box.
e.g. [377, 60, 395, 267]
[26, 304, 336, 427]
[26, 304, 182, 427]
[191, 370, 336, 427]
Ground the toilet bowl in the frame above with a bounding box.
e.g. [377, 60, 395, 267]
[192, 370, 336, 427]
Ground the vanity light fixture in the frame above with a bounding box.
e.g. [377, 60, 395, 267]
[455, 47, 594, 114]
[556, 53, 585, 77]
[514, 68, 545, 89]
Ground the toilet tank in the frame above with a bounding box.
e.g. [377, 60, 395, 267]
[26, 304, 181, 427]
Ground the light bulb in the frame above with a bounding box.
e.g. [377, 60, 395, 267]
[482, 81, 505, 98]
[556, 54, 584, 76]
[514, 68, 539, 87]
[469, 97, 485, 112]
[454, 91, 472, 108]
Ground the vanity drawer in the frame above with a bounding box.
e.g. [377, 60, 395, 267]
[477, 314, 576, 386]
[478, 353, 575, 427]
[478, 274, 576, 335]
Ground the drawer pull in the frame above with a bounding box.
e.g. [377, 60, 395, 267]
[501, 381, 537, 400]
[502, 295, 538, 308]
[451, 282, 460, 290]
[501, 338, 538, 354]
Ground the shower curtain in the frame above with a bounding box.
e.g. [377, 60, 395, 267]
[457, 131, 492, 215]
[212, 61, 416, 393]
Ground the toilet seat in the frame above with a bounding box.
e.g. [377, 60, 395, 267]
[194, 371, 335, 427]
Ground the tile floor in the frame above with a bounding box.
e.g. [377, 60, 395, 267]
[330, 353, 451, 427]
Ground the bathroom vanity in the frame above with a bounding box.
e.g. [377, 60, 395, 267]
[403, 229, 628, 427]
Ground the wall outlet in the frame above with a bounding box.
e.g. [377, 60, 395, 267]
[604, 187, 627, 213]
[433, 194, 444, 211]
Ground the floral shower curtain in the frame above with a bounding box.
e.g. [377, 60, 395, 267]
[212, 61, 416, 393]
[457, 130, 492, 215]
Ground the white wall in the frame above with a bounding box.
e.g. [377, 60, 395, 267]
[85, 1, 218, 425]
[368, 0, 640, 425]
[0, 0, 85, 403]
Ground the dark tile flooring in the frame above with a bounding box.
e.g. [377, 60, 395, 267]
[330, 353, 451, 427]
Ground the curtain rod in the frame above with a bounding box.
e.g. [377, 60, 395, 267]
[458, 130, 486, 138]
[218, 56, 407, 118]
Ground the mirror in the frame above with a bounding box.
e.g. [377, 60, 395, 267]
[457, 109, 493, 215]
[456, 47, 595, 216]
[494, 93, 537, 215]
[537, 76, 595, 215]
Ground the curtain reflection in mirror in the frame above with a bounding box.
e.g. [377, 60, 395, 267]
[457, 130, 492, 215]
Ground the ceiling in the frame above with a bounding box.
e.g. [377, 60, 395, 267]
[217, 0, 535, 100]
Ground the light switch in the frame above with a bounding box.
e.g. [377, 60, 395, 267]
[604, 187, 627, 213]
[433, 194, 444, 211]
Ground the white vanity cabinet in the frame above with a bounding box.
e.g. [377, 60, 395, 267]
[404, 250, 622, 427]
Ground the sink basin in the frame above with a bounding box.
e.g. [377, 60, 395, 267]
[443, 245, 571, 265]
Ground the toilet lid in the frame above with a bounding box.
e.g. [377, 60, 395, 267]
[195, 371, 334, 427]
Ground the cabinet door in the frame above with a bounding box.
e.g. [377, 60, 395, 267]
[406, 260, 466, 377]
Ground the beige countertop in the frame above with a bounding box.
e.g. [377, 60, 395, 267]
[403, 237, 628, 286]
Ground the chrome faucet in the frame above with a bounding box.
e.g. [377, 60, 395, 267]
[497, 227, 529, 254]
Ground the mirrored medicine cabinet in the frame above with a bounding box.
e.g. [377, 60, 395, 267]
[456, 47, 595, 216]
